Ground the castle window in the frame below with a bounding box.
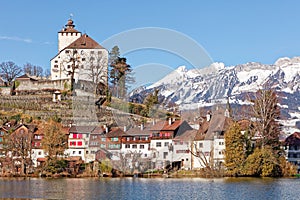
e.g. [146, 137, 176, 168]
[54, 65, 58, 68]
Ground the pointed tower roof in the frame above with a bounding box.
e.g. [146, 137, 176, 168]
[59, 19, 81, 33]
[66, 34, 105, 49]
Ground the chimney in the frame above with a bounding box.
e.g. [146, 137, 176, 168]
[103, 125, 108, 134]
[169, 118, 172, 125]
[152, 119, 155, 125]
[124, 125, 127, 132]
[141, 124, 144, 130]
[206, 111, 211, 122]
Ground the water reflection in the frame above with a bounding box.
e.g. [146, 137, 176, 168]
[0, 177, 299, 200]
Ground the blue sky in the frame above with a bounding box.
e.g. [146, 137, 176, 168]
[1, 0, 300, 87]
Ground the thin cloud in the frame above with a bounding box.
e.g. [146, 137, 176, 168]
[0, 36, 32, 43]
[43, 41, 53, 45]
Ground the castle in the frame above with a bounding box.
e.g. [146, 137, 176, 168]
[13, 19, 108, 96]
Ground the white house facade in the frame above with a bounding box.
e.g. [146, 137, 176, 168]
[50, 19, 108, 89]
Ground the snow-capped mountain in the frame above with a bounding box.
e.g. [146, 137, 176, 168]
[130, 56, 300, 113]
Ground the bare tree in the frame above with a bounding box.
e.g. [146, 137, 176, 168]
[44, 69, 51, 79]
[41, 120, 67, 160]
[85, 51, 108, 95]
[190, 141, 224, 177]
[0, 61, 22, 85]
[6, 126, 32, 175]
[23, 63, 43, 77]
[249, 88, 281, 149]
[62, 49, 81, 92]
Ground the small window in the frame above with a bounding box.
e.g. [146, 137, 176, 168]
[132, 144, 137, 149]
[199, 143, 203, 148]
[140, 145, 144, 149]
[101, 138, 106, 142]
[98, 51, 102, 55]
[67, 65, 70, 69]
[125, 144, 130, 148]
[65, 50, 70, 53]
[164, 142, 169, 147]
[79, 151, 81, 155]
[77, 141, 83, 146]
[82, 58, 86, 61]
[38, 151, 42, 155]
[156, 142, 161, 147]
[144, 154, 147, 157]
[86, 151, 88, 154]
[163, 152, 168, 159]
[90, 51, 94, 54]
[73, 151, 75, 154]
[55, 60, 58, 63]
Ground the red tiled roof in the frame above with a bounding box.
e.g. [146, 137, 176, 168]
[285, 132, 300, 146]
[91, 126, 105, 134]
[106, 127, 127, 137]
[66, 34, 105, 49]
[16, 74, 38, 81]
[69, 126, 96, 133]
[37, 158, 46, 162]
[58, 19, 81, 33]
[150, 120, 183, 131]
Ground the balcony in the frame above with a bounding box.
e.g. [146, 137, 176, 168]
[121, 138, 150, 144]
[150, 136, 172, 140]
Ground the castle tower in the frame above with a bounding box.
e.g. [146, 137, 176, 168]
[58, 19, 81, 52]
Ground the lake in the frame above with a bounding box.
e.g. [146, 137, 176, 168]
[0, 177, 299, 199]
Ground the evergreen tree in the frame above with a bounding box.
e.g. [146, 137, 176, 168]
[109, 46, 120, 95]
[225, 123, 246, 176]
[110, 57, 134, 98]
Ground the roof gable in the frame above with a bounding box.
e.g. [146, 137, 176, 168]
[69, 126, 96, 134]
[66, 34, 105, 49]
[150, 120, 183, 131]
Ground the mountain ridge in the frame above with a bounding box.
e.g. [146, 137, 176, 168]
[130, 56, 300, 113]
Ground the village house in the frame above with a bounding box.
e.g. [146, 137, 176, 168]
[97, 127, 127, 162]
[192, 107, 233, 169]
[66, 126, 97, 162]
[149, 119, 193, 169]
[3, 123, 38, 174]
[284, 132, 300, 173]
[87, 126, 105, 163]
[30, 125, 46, 167]
[172, 129, 198, 170]
[121, 124, 152, 158]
